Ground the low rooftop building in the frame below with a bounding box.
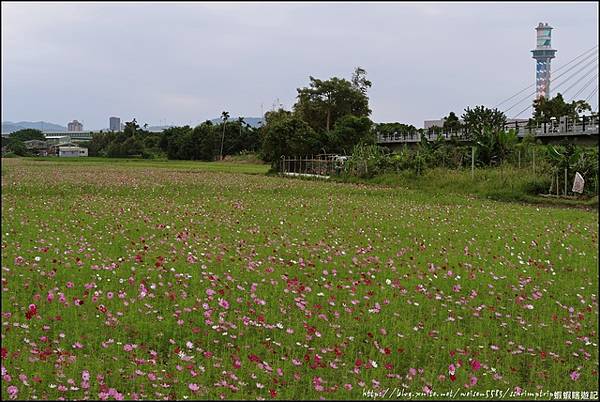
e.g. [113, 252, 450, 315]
[58, 146, 88, 157]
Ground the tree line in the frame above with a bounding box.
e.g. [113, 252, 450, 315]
[2, 68, 595, 169]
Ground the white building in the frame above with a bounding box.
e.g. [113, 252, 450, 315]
[59, 146, 88, 157]
[45, 135, 72, 146]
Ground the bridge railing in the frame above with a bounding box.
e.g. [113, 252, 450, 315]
[502, 115, 599, 137]
[376, 130, 470, 144]
[377, 115, 598, 144]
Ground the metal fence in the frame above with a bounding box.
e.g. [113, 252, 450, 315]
[279, 155, 346, 178]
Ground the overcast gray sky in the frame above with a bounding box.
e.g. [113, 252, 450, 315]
[2, 1, 598, 129]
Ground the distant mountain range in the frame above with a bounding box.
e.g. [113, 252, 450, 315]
[2, 121, 67, 134]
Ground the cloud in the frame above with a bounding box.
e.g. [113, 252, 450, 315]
[1, 2, 598, 128]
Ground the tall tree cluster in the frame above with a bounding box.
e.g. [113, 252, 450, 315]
[260, 67, 375, 166]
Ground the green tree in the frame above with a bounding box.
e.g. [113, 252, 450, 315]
[532, 93, 591, 123]
[9, 129, 45, 142]
[191, 122, 219, 161]
[376, 122, 417, 141]
[351, 66, 372, 95]
[86, 132, 116, 156]
[294, 68, 371, 132]
[5, 139, 29, 156]
[219, 111, 230, 160]
[264, 109, 292, 125]
[329, 115, 374, 154]
[261, 115, 321, 167]
[442, 112, 462, 133]
[160, 126, 191, 153]
[462, 105, 506, 140]
[462, 106, 513, 166]
[123, 119, 140, 137]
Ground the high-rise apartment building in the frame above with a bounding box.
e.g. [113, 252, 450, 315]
[109, 116, 121, 132]
[67, 120, 83, 131]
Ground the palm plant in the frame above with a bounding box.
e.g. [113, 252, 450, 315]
[220, 111, 230, 160]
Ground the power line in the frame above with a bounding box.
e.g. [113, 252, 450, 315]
[551, 51, 598, 85]
[584, 86, 598, 103]
[494, 45, 598, 108]
[513, 66, 599, 119]
[551, 57, 599, 94]
[569, 72, 599, 101]
[512, 103, 535, 119]
[502, 51, 599, 114]
[561, 63, 599, 97]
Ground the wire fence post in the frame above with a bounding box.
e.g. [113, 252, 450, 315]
[564, 168, 568, 196]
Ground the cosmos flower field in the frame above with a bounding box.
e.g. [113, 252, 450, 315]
[1, 158, 598, 400]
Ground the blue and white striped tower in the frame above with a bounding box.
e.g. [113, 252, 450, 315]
[531, 22, 557, 100]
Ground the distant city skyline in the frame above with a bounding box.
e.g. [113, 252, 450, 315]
[2, 2, 598, 130]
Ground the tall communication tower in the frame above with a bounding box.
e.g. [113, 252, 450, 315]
[531, 22, 557, 100]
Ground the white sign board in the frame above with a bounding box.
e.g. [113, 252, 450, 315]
[572, 172, 585, 194]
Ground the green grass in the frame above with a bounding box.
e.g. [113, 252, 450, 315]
[1, 157, 598, 400]
[337, 167, 598, 209]
[28, 156, 270, 175]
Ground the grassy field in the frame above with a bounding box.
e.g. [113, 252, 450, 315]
[337, 168, 599, 209]
[1, 157, 598, 400]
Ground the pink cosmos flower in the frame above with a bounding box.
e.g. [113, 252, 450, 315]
[448, 364, 456, 375]
[218, 298, 230, 309]
[570, 371, 580, 381]
[189, 383, 199, 392]
[470, 376, 478, 386]
[7, 385, 18, 399]
[471, 359, 481, 371]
